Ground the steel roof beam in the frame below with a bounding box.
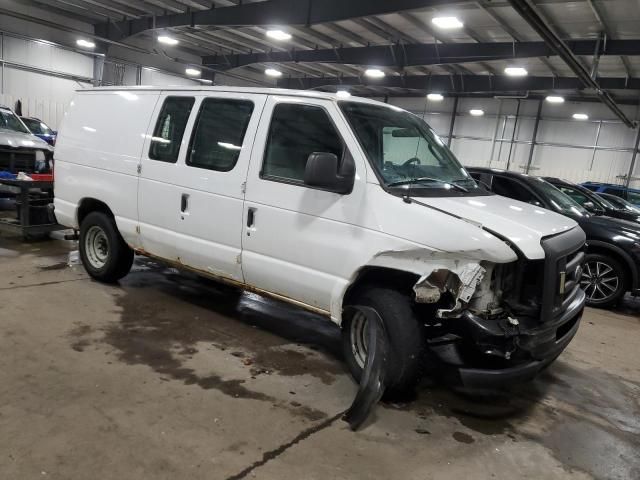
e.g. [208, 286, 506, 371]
[507, 0, 635, 128]
[95, 0, 455, 41]
[202, 39, 640, 69]
[276, 74, 640, 92]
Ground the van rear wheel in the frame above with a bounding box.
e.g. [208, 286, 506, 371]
[79, 211, 133, 283]
[342, 287, 424, 394]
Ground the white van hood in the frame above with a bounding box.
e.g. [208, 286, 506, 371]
[412, 194, 579, 259]
[0, 128, 53, 151]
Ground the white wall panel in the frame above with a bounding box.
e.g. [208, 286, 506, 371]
[3, 36, 92, 77]
[389, 96, 640, 188]
[140, 68, 199, 86]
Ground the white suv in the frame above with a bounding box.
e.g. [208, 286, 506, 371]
[54, 87, 586, 391]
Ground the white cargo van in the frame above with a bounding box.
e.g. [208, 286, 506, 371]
[54, 87, 586, 391]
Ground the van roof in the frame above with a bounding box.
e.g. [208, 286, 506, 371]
[75, 85, 391, 107]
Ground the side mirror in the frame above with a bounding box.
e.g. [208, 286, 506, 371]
[583, 201, 603, 214]
[304, 151, 355, 194]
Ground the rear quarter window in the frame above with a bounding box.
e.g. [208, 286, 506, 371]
[149, 96, 195, 163]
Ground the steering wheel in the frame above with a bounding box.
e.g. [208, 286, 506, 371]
[402, 157, 421, 167]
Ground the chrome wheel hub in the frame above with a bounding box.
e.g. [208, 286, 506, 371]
[580, 261, 619, 302]
[85, 225, 109, 269]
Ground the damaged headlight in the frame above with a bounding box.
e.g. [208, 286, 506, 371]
[413, 263, 488, 318]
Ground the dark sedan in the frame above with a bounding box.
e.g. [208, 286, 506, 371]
[544, 177, 640, 224]
[598, 192, 640, 218]
[468, 167, 640, 308]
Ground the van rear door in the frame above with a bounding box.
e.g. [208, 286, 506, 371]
[138, 93, 196, 262]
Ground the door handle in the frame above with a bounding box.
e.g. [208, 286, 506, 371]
[181, 193, 189, 213]
[247, 207, 256, 227]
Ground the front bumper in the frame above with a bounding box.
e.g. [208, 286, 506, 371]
[431, 288, 585, 389]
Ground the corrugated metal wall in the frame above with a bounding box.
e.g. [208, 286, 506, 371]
[0, 33, 200, 130]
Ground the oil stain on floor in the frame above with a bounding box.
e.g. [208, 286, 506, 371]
[68, 258, 344, 421]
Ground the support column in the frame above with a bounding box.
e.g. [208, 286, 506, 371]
[447, 96, 459, 148]
[625, 125, 640, 187]
[488, 99, 503, 166]
[525, 99, 543, 173]
[92, 56, 105, 87]
[505, 99, 521, 171]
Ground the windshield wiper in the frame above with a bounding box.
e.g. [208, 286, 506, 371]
[387, 177, 469, 192]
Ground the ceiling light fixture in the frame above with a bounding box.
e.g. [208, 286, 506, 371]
[427, 93, 444, 101]
[158, 35, 179, 46]
[546, 95, 565, 103]
[432, 16, 464, 29]
[469, 109, 484, 116]
[504, 67, 528, 76]
[266, 30, 292, 41]
[365, 68, 385, 78]
[185, 68, 201, 76]
[265, 68, 283, 77]
[573, 113, 589, 120]
[76, 39, 95, 49]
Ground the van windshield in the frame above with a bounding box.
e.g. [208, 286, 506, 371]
[339, 102, 483, 196]
[0, 108, 30, 134]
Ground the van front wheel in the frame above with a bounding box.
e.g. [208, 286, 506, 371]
[79, 211, 133, 283]
[342, 287, 424, 393]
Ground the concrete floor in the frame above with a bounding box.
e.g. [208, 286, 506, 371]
[0, 233, 639, 480]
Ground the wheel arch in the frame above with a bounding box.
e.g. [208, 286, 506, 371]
[335, 266, 421, 326]
[77, 197, 114, 226]
[586, 240, 638, 290]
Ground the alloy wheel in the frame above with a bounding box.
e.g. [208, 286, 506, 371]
[580, 260, 620, 303]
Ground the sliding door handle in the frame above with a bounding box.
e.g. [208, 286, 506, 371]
[247, 207, 256, 227]
[181, 193, 189, 213]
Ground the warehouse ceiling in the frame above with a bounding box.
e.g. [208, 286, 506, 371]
[11, 0, 640, 114]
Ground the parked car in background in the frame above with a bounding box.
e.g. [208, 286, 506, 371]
[53, 86, 587, 391]
[468, 168, 640, 308]
[20, 117, 57, 146]
[545, 177, 640, 224]
[597, 192, 640, 219]
[0, 105, 54, 174]
[581, 181, 640, 207]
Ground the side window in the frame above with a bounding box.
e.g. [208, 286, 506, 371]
[149, 97, 195, 163]
[262, 103, 343, 182]
[492, 177, 541, 205]
[627, 190, 640, 205]
[187, 98, 254, 172]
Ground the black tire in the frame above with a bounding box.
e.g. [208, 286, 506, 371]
[580, 253, 627, 308]
[79, 211, 133, 283]
[342, 286, 424, 393]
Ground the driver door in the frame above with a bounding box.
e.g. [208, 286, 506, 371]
[241, 96, 368, 312]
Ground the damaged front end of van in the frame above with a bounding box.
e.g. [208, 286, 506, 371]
[371, 226, 586, 389]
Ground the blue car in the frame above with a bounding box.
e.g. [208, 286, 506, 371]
[20, 116, 56, 146]
[581, 181, 640, 207]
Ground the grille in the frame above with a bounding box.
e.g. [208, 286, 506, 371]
[540, 228, 586, 321]
[0, 147, 51, 173]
